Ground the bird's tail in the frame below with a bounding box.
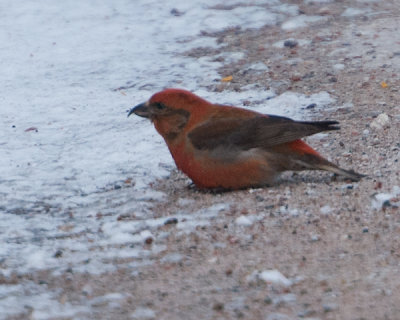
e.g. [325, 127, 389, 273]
[292, 153, 365, 181]
[315, 163, 365, 181]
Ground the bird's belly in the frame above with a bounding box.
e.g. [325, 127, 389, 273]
[173, 148, 276, 189]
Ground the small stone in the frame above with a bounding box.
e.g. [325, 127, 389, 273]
[370, 113, 390, 130]
[170, 8, 184, 16]
[323, 303, 338, 312]
[164, 217, 178, 225]
[284, 39, 298, 48]
[213, 302, 224, 311]
[54, 250, 63, 258]
[264, 296, 272, 304]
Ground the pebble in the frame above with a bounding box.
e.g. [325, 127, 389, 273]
[212, 302, 224, 311]
[284, 39, 298, 48]
[370, 113, 390, 130]
[323, 303, 338, 312]
[164, 217, 178, 225]
[170, 8, 184, 16]
[53, 250, 63, 258]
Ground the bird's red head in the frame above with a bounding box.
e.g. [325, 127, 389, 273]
[128, 89, 212, 143]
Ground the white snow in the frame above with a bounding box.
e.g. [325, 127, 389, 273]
[371, 186, 400, 210]
[341, 8, 367, 17]
[255, 270, 292, 287]
[0, 287, 89, 320]
[131, 307, 156, 319]
[320, 205, 332, 215]
[160, 252, 184, 264]
[235, 215, 254, 226]
[333, 63, 346, 70]
[90, 292, 126, 307]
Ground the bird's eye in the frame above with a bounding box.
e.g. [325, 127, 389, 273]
[154, 103, 166, 110]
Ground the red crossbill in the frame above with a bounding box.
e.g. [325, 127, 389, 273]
[128, 89, 363, 189]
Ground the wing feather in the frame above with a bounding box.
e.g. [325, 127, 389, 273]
[188, 115, 339, 150]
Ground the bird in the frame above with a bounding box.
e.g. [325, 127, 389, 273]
[128, 88, 364, 190]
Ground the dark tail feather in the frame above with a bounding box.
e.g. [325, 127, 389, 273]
[300, 120, 340, 132]
[294, 155, 365, 181]
[317, 163, 366, 181]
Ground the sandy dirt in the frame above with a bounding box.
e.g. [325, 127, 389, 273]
[6, 1, 400, 319]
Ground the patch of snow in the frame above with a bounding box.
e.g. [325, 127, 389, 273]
[89, 292, 126, 307]
[320, 205, 332, 215]
[259, 270, 292, 287]
[310, 234, 320, 242]
[246, 62, 269, 72]
[235, 215, 254, 226]
[215, 51, 246, 64]
[279, 206, 299, 216]
[272, 293, 297, 305]
[248, 91, 333, 119]
[333, 63, 346, 70]
[265, 313, 292, 320]
[160, 253, 184, 264]
[341, 8, 366, 17]
[0, 287, 89, 319]
[131, 307, 156, 319]
[177, 198, 195, 206]
[371, 187, 400, 210]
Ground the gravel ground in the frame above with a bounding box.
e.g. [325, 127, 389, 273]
[5, 1, 400, 319]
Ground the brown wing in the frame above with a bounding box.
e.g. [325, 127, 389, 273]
[188, 115, 339, 151]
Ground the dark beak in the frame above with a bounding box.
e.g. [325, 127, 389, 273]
[127, 102, 150, 118]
